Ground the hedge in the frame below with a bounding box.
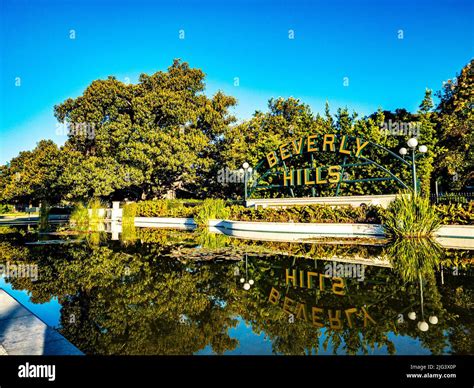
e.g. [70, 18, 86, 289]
[433, 203, 473, 225]
[122, 199, 472, 225]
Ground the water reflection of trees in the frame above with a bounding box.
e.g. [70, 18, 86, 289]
[234, 254, 449, 355]
[0, 227, 472, 355]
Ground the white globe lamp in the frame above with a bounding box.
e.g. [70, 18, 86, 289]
[407, 138, 418, 149]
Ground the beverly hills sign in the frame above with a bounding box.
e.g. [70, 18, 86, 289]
[246, 132, 412, 200]
[265, 134, 369, 188]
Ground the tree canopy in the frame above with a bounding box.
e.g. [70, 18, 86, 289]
[1, 59, 472, 205]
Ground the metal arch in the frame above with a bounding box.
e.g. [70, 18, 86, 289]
[357, 156, 410, 189]
[247, 135, 413, 198]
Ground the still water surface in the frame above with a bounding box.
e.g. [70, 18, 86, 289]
[0, 226, 472, 355]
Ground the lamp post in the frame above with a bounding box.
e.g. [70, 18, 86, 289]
[242, 162, 252, 202]
[407, 274, 438, 332]
[239, 254, 254, 290]
[399, 138, 427, 196]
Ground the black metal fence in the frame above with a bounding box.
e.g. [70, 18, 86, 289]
[430, 192, 474, 204]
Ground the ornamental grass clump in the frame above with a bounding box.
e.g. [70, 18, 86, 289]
[70, 203, 89, 229]
[70, 199, 105, 230]
[385, 238, 443, 282]
[384, 192, 441, 238]
[88, 198, 105, 225]
[194, 199, 230, 226]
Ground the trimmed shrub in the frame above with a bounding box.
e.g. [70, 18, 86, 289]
[227, 204, 384, 224]
[434, 203, 473, 225]
[122, 202, 137, 220]
[126, 197, 471, 228]
[135, 200, 195, 218]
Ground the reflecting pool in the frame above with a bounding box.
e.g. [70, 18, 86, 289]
[0, 225, 472, 355]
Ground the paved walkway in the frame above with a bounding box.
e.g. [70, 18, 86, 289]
[0, 289, 83, 355]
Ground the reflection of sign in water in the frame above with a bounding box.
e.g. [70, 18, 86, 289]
[269, 287, 376, 330]
[266, 266, 376, 330]
[285, 267, 346, 295]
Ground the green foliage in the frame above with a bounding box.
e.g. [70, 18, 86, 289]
[435, 193, 468, 204]
[135, 199, 195, 218]
[384, 192, 441, 238]
[434, 60, 474, 191]
[194, 199, 230, 226]
[415, 89, 437, 195]
[385, 238, 443, 282]
[88, 198, 105, 224]
[195, 229, 231, 250]
[228, 204, 384, 224]
[58, 152, 130, 201]
[434, 203, 473, 225]
[121, 223, 137, 243]
[0, 204, 14, 214]
[122, 202, 138, 222]
[70, 203, 90, 228]
[0, 140, 63, 205]
[2, 227, 468, 355]
[68, 202, 106, 242]
[128, 198, 469, 227]
[122, 202, 137, 241]
[53, 59, 237, 201]
[1, 60, 472, 204]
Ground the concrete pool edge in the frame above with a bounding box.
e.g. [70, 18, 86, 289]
[0, 289, 83, 356]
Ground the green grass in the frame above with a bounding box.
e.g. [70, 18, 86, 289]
[70, 203, 89, 229]
[194, 199, 231, 226]
[88, 198, 105, 225]
[383, 191, 441, 238]
[385, 238, 443, 282]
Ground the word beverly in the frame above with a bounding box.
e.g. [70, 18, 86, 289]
[18, 363, 55, 382]
[266, 134, 369, 168]
[265, 134, 369, 188]
[269, 287, 376, 330]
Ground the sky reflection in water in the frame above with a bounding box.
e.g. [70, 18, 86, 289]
[0, 226, 472, 355]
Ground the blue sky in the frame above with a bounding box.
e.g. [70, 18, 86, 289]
[0, 0, 473, 164]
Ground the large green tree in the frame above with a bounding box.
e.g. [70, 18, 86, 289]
[434, 60, 474, 191]
[1, 59, 472, 204]
[54, 59, 236, 201]
[0, 140, 63, 206]
[415, 89, 438, 195]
